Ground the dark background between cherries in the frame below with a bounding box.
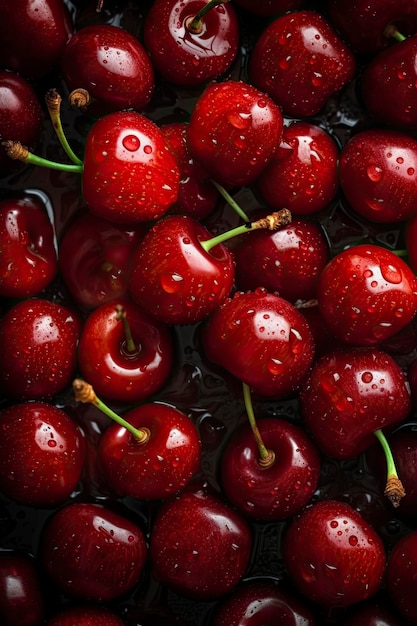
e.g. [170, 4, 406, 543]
[1, 0, 417, 624]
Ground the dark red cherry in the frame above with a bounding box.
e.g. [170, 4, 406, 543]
[0, 553, 45, 626]
[387, 531, 417, 624]
[46, 605, 124, 626]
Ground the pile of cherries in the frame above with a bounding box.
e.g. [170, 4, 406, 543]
[2, 0, 417, 624]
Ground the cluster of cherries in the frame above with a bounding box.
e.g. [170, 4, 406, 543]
[2, 0, 417, 624]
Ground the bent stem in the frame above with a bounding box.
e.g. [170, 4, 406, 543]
[210, 180, 250, 222]
[186, 0, 230, 33]
[72, 378, 149, 442]
[242, 382, 275, 468]
[374, 428, 405, 507]
[2, 141, 83, 173]
[45, 89, 83, 166]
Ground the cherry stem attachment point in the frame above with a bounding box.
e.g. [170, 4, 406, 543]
[210, 180, 250, 222]
[384, 24, 407, 42]
[115, 304, 139, 354]
[2, 141, 83, 173]
[186, 0, 230, 34]
[373, 428, 405, 507]
[72, 378, 149, 442]
[242, 382, 275, 468]
[45, 89, 83, 166]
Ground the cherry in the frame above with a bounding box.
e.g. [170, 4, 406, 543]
[46, 605, 124, 626]
[0, 552, 45, 626]
[249, 10, 356, 117]
[387, 530, 417, 624]
[317, 244, 417, 346]
[0, 194, 58, 298]
[0, 401, 85, 507]
[143, 0, 239, 87]
[40, 501, 147, 601]
[342, 601, 403, 626]
[60, 24, 154, 117]
[201, 288, 315, 397]
[187, 80, 283, 187]
[0, 298, 80, 400]
[73, 378, 201, 500]
[283, 499, 386, 607]
[149, 487, 252, 600]
[256, 121, 339, 216]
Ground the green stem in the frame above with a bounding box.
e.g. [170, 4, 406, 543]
[2, 140, 82, 173]
[46, 89, 83, 166]
[211, 180, 250, 222]
[187, 0, 230, 33]
[242, 382, 275, 467]
[392, 249, 408, 257]
[115, 305, 139, 354]
[374, 428, 405, 507]
[384, 24, 407, 42]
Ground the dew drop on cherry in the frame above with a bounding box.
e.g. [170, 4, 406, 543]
[380, 263, 402, 284]
[160, 272, 184, 293]
[366, 164, 383, 182]
[122, 134, 140, 152]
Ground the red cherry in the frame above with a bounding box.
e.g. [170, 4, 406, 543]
[61, 24, 154, 117]
[150, 488, 252, 600]
[0, 195, 58, 298]
[143, 0, 239, 87]
[187, 80, 283, 187]
[0, 553, 45, 626]
[317, 244, 417, 346]
[249, 10, 356, 117]
[283, 499, 386, 607]
[40, 502, 147, 601]
[0, 298, 80, 400]
[46, 605, 124, 626]
[0, 402, 85, 507]
[387, 531, 417, 624]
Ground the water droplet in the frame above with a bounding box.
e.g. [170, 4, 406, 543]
[367, 164, 383, 182]
[48, 439, 57, 448]
[227, 111, 251, 130]
[330, 520, 338, 528]
[160, 272, 184, 293]
[267, 358, 285, 375]
[122, 134, 140, 152]
[381, 263, 402, 284]
[361, 371, 373, 384]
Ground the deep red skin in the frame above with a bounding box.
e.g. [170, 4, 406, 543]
[405, 212, 417, 273]
[143, 0, 239, 87]
[234, 217, 329, 302]
[82, 111, 180, 224]
[77, 298, 173, 403]
[0, 196, 58, 298]
[257, 121, 339, 216]
[59, 212, 146, 310]
[0, 553, 45, 626]
[0, 70, 43, 173]
[342, 602, 402, 626]
[300, 347, 411, 459]
[150, 489, 252, 600]
[187, 80, 283, 187]
[249, 11, 356, 118]
[161, 122, 219, 219]
[283, 500, 386, 607]
[339, 129, 417, 223]
[233, 0, 303, 16]
[46, 606, 124, 626]
[221, 417, 320, 520]
[0, 0, 72, 79]
[97, 402, 201, 500]
[0, 402, 85, 507]
[201, 289, 315, 397]
[213, 581, 316, 626]
[387, 531, 417, 623]
[129, 214, 235, 325]
[317, 244, 417, 346]
[0, 298, 80, 400]
[326, 0, 417, 55]
[361, 35, 417, 130]
[60, 24, 154, 117]
[40, 502, 147, 602]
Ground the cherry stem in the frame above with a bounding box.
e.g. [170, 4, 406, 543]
[242, 382, 275, 468]
[1, 140, 83, 173]
[200, 208, 292, 253]
[45, 89, 83, 166]
[72, 378, 149, 442]
[374, 428, 405, 508]
[384, 24, 407, 42]
[186, 0, 230, 34]
[210, 180, 250, 222]
[115, 305, 139, 354]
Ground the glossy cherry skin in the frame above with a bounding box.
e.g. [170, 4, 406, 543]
[342, 602, 402, 626]
[0, 402, 85, 507]
[300, 347, 411, 459]
[60, 24, 154, 117]
[143, 0, 239, 87]
[46, 605, 124, 626]
[0, 70, 43, 173]
[283, 500, 386, 607]
[257, 121, 339, 216]
[339, 128, 417, 223]
[97, 402, 201, 500]
[387, 531, 417, 624]
[59, 212, 146, 310]
[317, 244, 417, 346]
[0, 553, 45, 626]
[187, 80, 283, 187]
[0, 298, 80, 400]
[201, 289, 315, 397]
[150, 488, 252, 600]
[40, 502, 147, 602]
[0, 0, 72, 79]
[233, 217, 328, 303]
[0, 195, 58, 298]
[249, 11, 356, 118]
[129, 214, 235, 325]
[213, 581, 316, 626]
[361, 35, 417, 130]
[221, 417, 320, 520]
[82, 111, 180, 224]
